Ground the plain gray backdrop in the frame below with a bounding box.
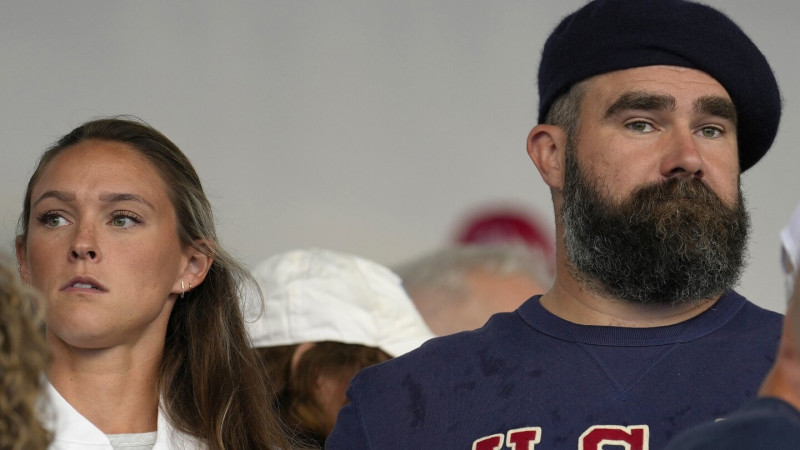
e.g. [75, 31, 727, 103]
[2, 1, 798, 313]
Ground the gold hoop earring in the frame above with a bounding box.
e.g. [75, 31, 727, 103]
[181, 280, 185, 299]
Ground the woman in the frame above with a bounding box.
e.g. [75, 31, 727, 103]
[15, 117, 289, 449]
[0, 259, 50, 450]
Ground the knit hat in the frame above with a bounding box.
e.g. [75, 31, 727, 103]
[244, 248, 435, 357]
[537, 0, 781, 172]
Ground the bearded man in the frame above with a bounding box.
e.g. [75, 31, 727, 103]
[326, 1, 784, 449]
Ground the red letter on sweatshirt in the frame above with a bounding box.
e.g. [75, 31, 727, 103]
[473, 434, 503, 450]
[507, 427, 541, 450]
[579, 425, 649, 450]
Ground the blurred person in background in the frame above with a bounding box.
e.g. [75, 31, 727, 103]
[394, 243, 552, 335]
[245, 248, 434, 449]
[0, 258, 50, 450]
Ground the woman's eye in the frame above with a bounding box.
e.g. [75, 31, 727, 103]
[39, 213, 69, 228]
[111, 216, 134, 227]
[627, 121, 654, 133]
[110, 212, 142, 228]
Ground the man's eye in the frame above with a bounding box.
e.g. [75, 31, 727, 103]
[627, 121, 654, 133]
[699, 127, 722, 138]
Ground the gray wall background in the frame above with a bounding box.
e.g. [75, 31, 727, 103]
[2, 1, 798, 313]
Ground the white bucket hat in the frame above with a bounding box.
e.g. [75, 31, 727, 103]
[244, 248, 435, 357]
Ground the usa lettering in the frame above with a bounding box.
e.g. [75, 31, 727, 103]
[472, 425, 649, 450]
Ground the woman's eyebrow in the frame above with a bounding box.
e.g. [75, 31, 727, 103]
[32, 190, 74, 207]
[31, 190, 156, 211]
[99, 192, 156, 211]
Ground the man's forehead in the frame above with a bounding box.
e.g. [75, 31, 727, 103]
[581, 65, 732, 111]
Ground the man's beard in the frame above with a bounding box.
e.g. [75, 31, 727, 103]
[561, 146, 750, 305]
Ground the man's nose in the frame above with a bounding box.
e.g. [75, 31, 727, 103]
[660, 129, 704, 180]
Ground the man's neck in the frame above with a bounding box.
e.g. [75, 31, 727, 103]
[539, 275, 719, 327]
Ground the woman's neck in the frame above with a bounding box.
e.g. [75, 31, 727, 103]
[47, 333, 163, 434]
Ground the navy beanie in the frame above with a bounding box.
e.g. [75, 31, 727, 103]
[538, 0, 781, 172]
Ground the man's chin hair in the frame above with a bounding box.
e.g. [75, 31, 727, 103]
[568, 261, 735, 306]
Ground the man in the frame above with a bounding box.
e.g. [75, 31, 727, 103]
[326, 1, 784, 448]
[395, 244, 553, 335]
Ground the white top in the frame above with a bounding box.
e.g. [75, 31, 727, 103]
[42, 381, 206, 450]
[107, 432, 157, 449]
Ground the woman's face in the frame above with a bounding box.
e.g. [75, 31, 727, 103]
[17, 139, 189, 350]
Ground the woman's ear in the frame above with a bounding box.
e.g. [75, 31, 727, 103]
[172, 239, 213, 297]
[15, 236, 30, 284]
[527, 124, 568, 191]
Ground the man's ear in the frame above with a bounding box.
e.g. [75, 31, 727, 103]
[172, 239, 213, 297]
[527, 124, 568, 191]
[15, 236, 30, 284]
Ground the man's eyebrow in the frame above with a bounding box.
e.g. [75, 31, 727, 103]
[695, 96, 738, 126]
[32, 190, 75, 207]
[99, 192, 156, 211]
[604, 92, 677, 118]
